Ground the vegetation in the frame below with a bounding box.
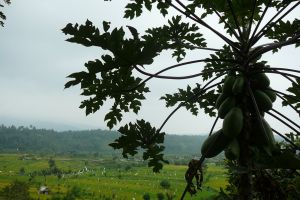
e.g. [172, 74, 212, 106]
[0, 125, 208, 156]
[0, 153, 227, 199]
[63, 0, 300, 199]
[1, 180, 31, 200]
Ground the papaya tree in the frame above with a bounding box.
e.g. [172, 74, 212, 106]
[62, 0, 300, 199]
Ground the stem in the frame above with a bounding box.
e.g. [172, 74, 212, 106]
[209, 4, 240, 40]
[267, 88, 300, 103]
[253, 68, 300, 82]
[134, 65, 239, 80]
[272, 129, 300, 150]
[122, 58, 236, 92]
[180, 155, 206, 199]
[271, 109, 300, 130]
[246, 0, 257, 43]
[249, 33, 300, 60]
[267, 112, 300, 135]
[168, 0, 240, 52]
[266, 67, 300, 74]
[157, 79, 224, 133]
[247, 0, 272, 50]
[251, 1, 300, 46]
[226, 0, 243, 41]
[209, 117, 219, 136]
[276, 93, 300, 116]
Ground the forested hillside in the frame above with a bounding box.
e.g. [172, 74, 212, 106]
[0, 125, 206, 155]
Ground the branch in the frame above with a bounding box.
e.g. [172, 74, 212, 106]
[247, 0, 272, 50]
[209, 3, 240, 41]
[267, 112, 300, 135]
[249, 33, 300, 60]
[251, 1, 300, 46]
[167, 0, 240, 52]
[266, 88, 300, 103]
[209, 116, 219, 136]
[134, 65, 239, 80]
[226, 0, 243, 41]
[246, 0, 257, 42]
[272, 129, 300, 151]
[180, 155, 206, 199]
[261, 69, 300, 91]
[271, 109, 300, 130]
[157, 79, 224, 133]
[266, 67, 300, 74]
[275, 93, 300, 116]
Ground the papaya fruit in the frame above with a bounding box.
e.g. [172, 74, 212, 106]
[222, 75, 236, 94]
[225, 139, 240, 160]
[251, 116, 275, 149]
[218, 97, 236, 119]
[232, 76, 245, 95]
[215, 92, 228, 109]
[223, 107, 243, 138]
[264, 87, 276, 102]
[253, 90, 273, 112]
[201, 129, 231, 158]
[251, 73, 270, 89]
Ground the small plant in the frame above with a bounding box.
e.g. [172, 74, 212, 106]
[143, 193, 151, 200]
[157, 193, 165, 200]
[160, 180, 171, 189]
[19, 167, 25, 175]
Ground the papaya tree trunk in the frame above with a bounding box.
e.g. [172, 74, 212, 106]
[238, 108, 253, 200]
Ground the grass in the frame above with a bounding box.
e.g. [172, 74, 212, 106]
[0, 154, 228, 199]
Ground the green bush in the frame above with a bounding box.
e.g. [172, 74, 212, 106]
[160, 180, 171, 189]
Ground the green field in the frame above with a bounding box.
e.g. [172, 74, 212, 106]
[0, 154, 227, 199]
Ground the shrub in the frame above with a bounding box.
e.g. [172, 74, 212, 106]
[160, 180, 171, 189]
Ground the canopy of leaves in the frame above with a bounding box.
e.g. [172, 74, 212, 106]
[63, 0, 300, 173]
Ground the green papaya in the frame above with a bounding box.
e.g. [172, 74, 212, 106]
[218, 97, 236, 119]
[215, 92, 228, 109]
[225, 139, 240, 160]
[222, 75, 236, 94]
[201, 129, 231, 158]
[232, 76, 245, 95]
[223, 107, 243, 138]
[251, 73, 270, 89]
[264, 87, 276, 102]
[251, 117, 275, 148]
[253, 90, 273, 111]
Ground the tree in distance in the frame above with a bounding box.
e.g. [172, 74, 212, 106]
[62, 0, 300, 199]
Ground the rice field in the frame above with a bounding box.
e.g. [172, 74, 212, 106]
[0, 154, 228, 199]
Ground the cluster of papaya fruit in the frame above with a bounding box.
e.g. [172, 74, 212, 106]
[201, 70, 277, 160]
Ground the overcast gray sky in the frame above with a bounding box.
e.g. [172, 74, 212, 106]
[0, 0, 299, 134]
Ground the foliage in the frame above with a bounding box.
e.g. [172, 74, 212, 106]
[157, 192, 165, 200]
[0, 154, 225, 199]
[160, 179, 171, 189]
[214, 133, 300, 200]
[63, 0, 300, 199]
[1, 180, 31, 200]
[0, 124, 207, 156]
[0, 0, 11, 27]
[143, 193, 151, 200]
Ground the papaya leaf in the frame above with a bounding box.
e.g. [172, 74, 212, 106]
[109, 120, 168, 172]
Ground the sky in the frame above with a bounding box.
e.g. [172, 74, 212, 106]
[0, 0, 299, 134]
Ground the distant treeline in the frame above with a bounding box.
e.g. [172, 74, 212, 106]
[0, 125, 206, 155]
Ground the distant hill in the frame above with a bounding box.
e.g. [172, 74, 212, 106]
[0, 125, 206, 156]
